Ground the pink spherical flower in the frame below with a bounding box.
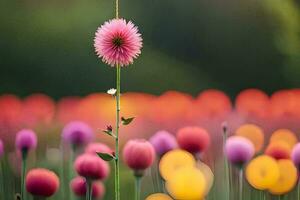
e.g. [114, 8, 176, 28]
[225, 136, 255, 166]
[26, 168, 59, 197]
[75, 154, 110, 180]
[15, 129, 37, 151]
[62, 121, 93, 147]
[70, 176, 105, 198]
[94, 18, 143, 67]
[149, 130, 178, 156]
[123, 139, 155, 173]
[85, 142, 112, 155]
[176, 127, 210, 154]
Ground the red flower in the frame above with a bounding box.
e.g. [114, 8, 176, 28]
[70, 176, 105, 198]
[26, 168, 59, 197]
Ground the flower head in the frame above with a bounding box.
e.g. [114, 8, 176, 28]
[246, 155, 280, 190]
[149, 130, 178, 156]
[159, 149, 196, 180]
[235, 124, 264, 153]
[176, 126, 210, 154]
[15, 129, 37, 152]
[265, 141, 291, 160]
[70, 176, 105, 198]
[26, 168, 59, 197]
[166, 167, 206, 200]
[62, 121, 93, 147]
[268, 159, 297, 195]
[94, 18, 143, 67]
[122, 139, 155, 173]
[270, 129, 297, 149]
[74, 154, 110, 180]
[291, 143, 300, 170]
[225, 136, 255, 166]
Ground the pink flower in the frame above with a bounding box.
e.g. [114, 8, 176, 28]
[26, 168, 59, 197]
[122, 139, 155, 172]
[15, 129, 37, 152]
[70, 176, 105, 198]
[74, 154, 110, 180]
[94, 18, 143, 67]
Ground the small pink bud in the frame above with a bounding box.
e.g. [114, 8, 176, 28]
[74, 154, 110, 180]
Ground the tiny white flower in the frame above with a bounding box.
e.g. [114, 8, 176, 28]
[107, 88, 117, 96]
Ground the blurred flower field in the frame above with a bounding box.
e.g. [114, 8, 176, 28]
[2, 89, 300, 199]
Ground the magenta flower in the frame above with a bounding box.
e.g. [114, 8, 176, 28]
[225, 136, 255, 166]
[74, 154, 110, 180]
[291, 143, 300, 170]
[123, 139, 155, 174]
[15, 129, 37, 152]
[149, 130, 178, 156]
[62, 121, 93, 147]
[94, 18, 143, 67]
[0, 139, 4, 157]
[70, 176, 105, 198]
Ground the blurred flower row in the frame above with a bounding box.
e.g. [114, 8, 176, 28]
[2, 89, 300, 199]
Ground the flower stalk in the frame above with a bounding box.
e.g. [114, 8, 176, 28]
[114, 65, 121, 200]
[222, 123, 230, 200]
[21, 150, 28, 200]
[134, 175, 141, 200]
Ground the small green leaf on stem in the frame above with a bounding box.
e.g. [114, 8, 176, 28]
[97, 152, 115, 161]
[121, 117, 135, 125]
[102, 125, 114, 137]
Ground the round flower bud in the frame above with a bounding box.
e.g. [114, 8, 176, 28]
[15, 129, 37, 152]
[26, 168, 59, 197]
[74, 154, 110, 180]
[70, 176, 105, 198]
[176, 127, 210, 154]
[122, 139, 155, 173]
[225, 136, 255, 166]
[149, 130, 178, 156]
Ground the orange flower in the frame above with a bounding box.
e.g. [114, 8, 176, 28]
[235, 124, 264, 153]
[270, 129, 297, 149]
[265, 141, 291, 160]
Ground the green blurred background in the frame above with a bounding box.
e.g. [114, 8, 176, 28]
[1, 0, 300, 98]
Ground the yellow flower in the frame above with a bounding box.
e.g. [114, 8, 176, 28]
[269, 159, 298, 195]
[270, 129, 297, 148]
[166, 167, 206, 200]
[246, 155, 280, 190]
[197, 161, 214, 196]
[159, 149, 196, 180]
[235, 124, 264, 153]
[145, 193, 173, 200]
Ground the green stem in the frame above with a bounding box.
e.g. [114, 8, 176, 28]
[21, 150, 28, 200]
[86, 179, 92, 200]
[114, 65, 121, 200]
[239, 169, 243, 200]
[222, 126, 230, 200]
[297, 181, 300, 200]
[135, 176, 141, 200]
[69, 146, 76, 200]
